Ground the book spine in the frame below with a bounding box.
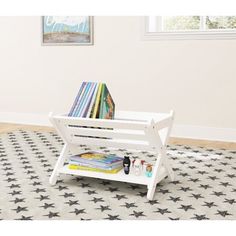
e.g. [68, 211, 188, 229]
[81, 83, 96, 118]
[68, 165, 122, 174]
[86, 83, 99, 118]
[99, 84, 105, 118]
[72, 82, 88, 117]
[79, 83, 94, 117]
[68, 82, 86, 116]
[92, 83, 103, 118]
[74, 82, 91, 117]
[69, 160, 122, 170]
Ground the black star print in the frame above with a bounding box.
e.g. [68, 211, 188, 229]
[158, 189, 170, 194]
[40, 203, 55, 209]
[226, 174, 236, 179]
[197, 170, 208, 175]
[9, 190, 21, 196]
[3, 167, 12, 171]
[215, 210, 232, 217]
[106, 187, 119, 192]
[104, 214, 121, 220]
[154, 208, 171, 215]
[188, 178, 200, 183]
[207, 176, 218, 181]
[35, 195, 50, 201]
[130, 210, 146, 218]
[8, 184, 20, 189]
[85, 190, 97, 195]
[12, 206, 28, 213]
[32, 188, 46, 193]
[10, 198, 25, 204]
[211, 191, 226, 197]
[90, 197, 104, 203]
[65, 200, 79, 206]
[179, 187, 192, 192]
[199, 184, 212, 190]
[191, 214, 209, 220]
[113, 194, 127, 200]
[56, 185, 68, 191]
[128, 184, 141, 190]
[121, 202, 137, 208]
[170, 180, 181, 185]
[178, 172, 189, 177]
[96, 205, 111, 212]
[145, 200, 159, 205]
[220, 162, 229, 166]
[167, 196, 182, 202]
[44, 211, 60, 218]
[16, 215, 33, 220]
[204, 163, 212, 167]
[178, 204, 195, 212]
[4, 172, 14, 176]
[60, 192, 75, 198]
[137, 191, 147, 197]
[169, 217, 180, 220]
[223, 198, 236, 205]
[214, 168, 224, 173]
[220, 182, 232, 187]
[29, 175, 39, 180]
[80, 183, 91, 188]
[190, 193, 204, 200]
[202, 202, 217, 208]
[70, 208, 86, 215]
[5, 177, 17, 182]
[31, 181, 41, 186]
[100, 180, 111, 186]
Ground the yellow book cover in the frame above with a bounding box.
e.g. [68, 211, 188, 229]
[68, 164, 122, 174]
[92, 83, 103, 118]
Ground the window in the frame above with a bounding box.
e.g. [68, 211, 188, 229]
[143, 16, 236, 40]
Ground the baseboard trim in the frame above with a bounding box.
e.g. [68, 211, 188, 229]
[0, 112, 236, 142]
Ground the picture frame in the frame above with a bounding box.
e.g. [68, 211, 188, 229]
[42, 16, 93, 46]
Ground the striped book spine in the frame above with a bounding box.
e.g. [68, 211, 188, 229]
[68, 82, 86, 116]
[74, 82, 91, 117]
[80, 83, 96, 117]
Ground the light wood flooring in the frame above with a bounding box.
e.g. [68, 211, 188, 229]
[0, 123, 235, 150]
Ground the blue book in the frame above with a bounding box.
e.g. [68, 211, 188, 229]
[81, 83, 97, 117]
[74, 82, 92, 117]
[72, 82, 88, 117]
[68, 82, 86, 116]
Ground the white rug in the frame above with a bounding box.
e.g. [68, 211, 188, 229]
[0, 130, 235, 220]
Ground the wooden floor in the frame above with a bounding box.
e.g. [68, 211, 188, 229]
[0, 123, 236, 150]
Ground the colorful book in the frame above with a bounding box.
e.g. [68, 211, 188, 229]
[99, 84, 115, 119]
[80, 82, 96, 117]
[92, 83, 103, 118]
[69, 152, 123, 167]
[74, 82, 91, 117]
[68, 82, 86, 116]
[68, 164, 122, 174]
[86, 83, 99, 118]
[69, 160, 122, 170]
[71, 82, 88, 117]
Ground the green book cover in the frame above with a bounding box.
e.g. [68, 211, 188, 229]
[99, 84, 115, 119]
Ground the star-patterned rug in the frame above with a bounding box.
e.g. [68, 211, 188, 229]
[0, 130, 236, 220]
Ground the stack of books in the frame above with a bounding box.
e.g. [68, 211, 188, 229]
[68, 152, 123, 174]
[68, 82, 115, 119]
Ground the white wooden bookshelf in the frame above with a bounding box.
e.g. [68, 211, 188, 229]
[49, 110, 175, 200]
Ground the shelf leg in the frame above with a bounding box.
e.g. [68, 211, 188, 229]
[49, 144, 69, 186]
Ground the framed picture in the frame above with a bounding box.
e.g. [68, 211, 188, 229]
[42, 16, 93, 45]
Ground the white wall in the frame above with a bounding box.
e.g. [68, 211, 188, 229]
[0, 16, 236, 140]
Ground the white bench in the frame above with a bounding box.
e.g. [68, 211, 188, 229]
[49, 110, 175, 200]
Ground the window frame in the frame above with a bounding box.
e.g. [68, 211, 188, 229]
[142, 16, 236, 40]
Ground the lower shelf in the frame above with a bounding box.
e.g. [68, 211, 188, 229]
[58, 165, 167, 186]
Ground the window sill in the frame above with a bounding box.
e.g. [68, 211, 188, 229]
[142, 31, 236, 40]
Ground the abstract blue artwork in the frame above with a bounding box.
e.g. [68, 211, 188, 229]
[42, 16, 93, 45]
